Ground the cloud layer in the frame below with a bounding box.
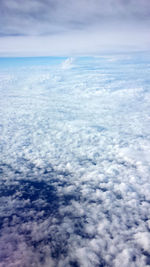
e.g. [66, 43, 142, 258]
[1, 0, 150, 35]
[0, 0, 150, 55]
[0, 53, 150, 266]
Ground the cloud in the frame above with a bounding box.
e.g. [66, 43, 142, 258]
[0, 0, 150, 55]
[1, 0, 150, 35]
[61, 57, 74, 69]
[0, 53, 150, 266]
[0, 27, 149, 57]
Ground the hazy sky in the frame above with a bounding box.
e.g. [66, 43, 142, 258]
[0, 0, 150, 56]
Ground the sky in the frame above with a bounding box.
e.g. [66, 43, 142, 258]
[0, 0, 150, 56]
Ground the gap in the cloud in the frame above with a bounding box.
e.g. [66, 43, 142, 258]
[0, 161, 83, 246]
[0, 56, 67, 69]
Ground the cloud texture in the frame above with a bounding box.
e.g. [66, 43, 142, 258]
[0, 0, 150, 55]
[0, 53, 150, 266]
[0, 0, 150, 35]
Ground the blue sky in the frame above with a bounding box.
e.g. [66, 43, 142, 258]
[0, 0, 150, 56]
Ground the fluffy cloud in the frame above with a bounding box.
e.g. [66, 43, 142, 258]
[0, 53, 150, 266]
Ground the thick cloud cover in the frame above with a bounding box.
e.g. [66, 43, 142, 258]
[0, 53, 150, 266]
[0, 0, 150, 55]
[1, 0, 150, 35]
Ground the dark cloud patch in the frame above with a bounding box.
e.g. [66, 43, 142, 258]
[0, 163, 81, 265]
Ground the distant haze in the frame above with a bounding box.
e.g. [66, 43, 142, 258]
[0, 0, 150, 56]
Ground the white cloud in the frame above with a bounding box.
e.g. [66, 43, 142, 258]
[0, 53, 150, 266]
[61, 57, 74, 70]
[0, 27, 150, 57]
